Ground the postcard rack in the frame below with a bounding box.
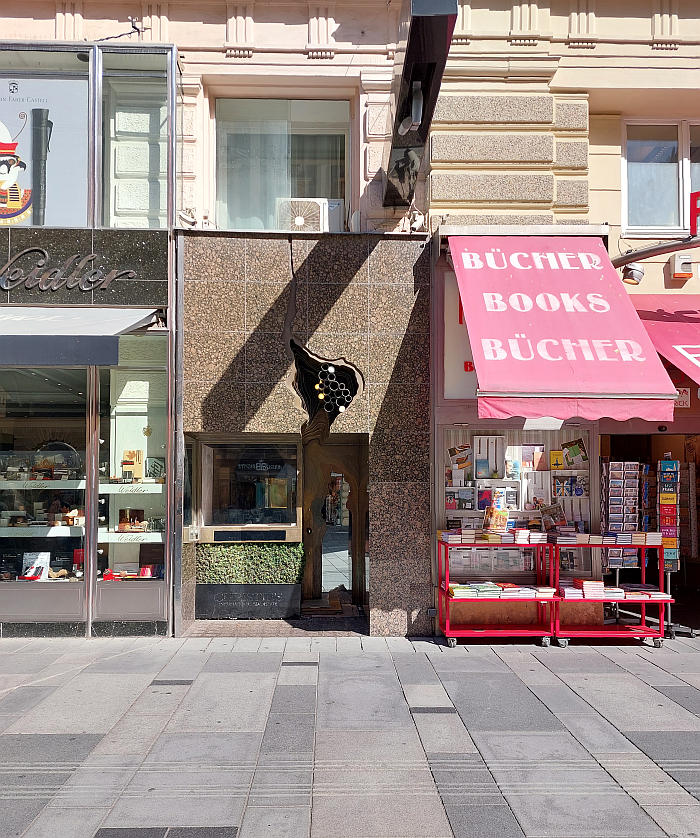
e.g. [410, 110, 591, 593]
[437, 541, 559, 647]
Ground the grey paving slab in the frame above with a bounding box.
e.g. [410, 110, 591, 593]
[258, 638, 287, 653]
[335, 637, 363, 653]
[595, 649, 687, 686]
[528, 684, 593, 714]
[385, 637, 416, 655]
[0, 798, 51, 838]
[310, 792, 453, 838]
[361, 637, 389, 652]
[165, 673, 276, 733]
[402, 683, 453, 707]
[0, 714, 22, 732]
[654, 684, 700, 714]
[103, 794, 245, 829]
[495, 653, 563, 686]
[428, 755, 503, 805]
[167, 829, 239, 838]
[443, 803, 526, 838]
[202, 653, 282, 673]
[428, 650, 511, 673]
[48, 764, 137, 807]
[309, 638, 336, 653]
[155, 652, 211, 682]
[21, 806, 110, 837]
[594, 752, 696, 805]
[0, 653, 67, 674]
[414, 713, 479, 754]
[238, 806, 310, 838]
[85, 650, 177, 674]
[0, 685, 56, 714]
[533, 650, 626, 675]
[261, 713, 315, 754]
[642, 803, 700, 837]
[317, 658, 413, 731]
[145, 732, 262, 765]
[127, 683, 190, 716]
[555, 713, 639, 754]
[391, 653, 442, 686]
[625, 731, 700, 762]
[0, 733, 103, 762]
[206, 639, 238, 653]
[276, 666, 317, 686]
[248, 765, 312, 807]
[91, 713, 172, 756]
[314, 729, 426, 763]
[640, 654, 700, 675]
[232, 638, 261, 652]
[560, 673, 700, 731]
[123, 766, 252, 798]
[270, 685, 317, 714]
[440, 673, 565, 732]
[95, 829, 167, 838]
[471, 730, 593, 763]
[4, 673, 154, 734]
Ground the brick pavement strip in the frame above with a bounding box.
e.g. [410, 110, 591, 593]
[2, 639, 700, 836]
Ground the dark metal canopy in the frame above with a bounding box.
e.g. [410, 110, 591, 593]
[382, 0, 457, 208]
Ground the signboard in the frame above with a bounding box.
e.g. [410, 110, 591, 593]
[675, 387, 691, 408]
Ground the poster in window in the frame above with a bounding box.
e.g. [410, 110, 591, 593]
[267, 478, 288, 509]
[0, 77, 88, 226]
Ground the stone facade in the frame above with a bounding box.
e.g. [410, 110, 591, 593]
[181, 232, 432, 636]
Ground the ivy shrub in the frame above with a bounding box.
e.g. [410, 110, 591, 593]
[196, 542, 305, 585]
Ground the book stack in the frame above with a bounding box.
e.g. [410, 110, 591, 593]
[631, 532, 647, 546]
[657, 460, 680, 571]
[603, 586, 625, 599]
[646, 532, 663, 546]
[439, 529, 463, 543]
[536, 586, 557, 598]
[615, 533, 633, 545]
[602, 532, 617, 545]
[559, 581, 584, 599]
[648, 590, 673, 600]
[576, 533, 590, 544]
[573, 578, 605, 598]
[529, 532, 547, 544]
[473, 582, 502, 597]
[500, 531, 515, 544]
[589, 534, 603, 545]
[514, 529, 531, 544]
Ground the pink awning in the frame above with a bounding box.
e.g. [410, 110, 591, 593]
[633, 295, 700, 386]
[448, 236, 677, 421]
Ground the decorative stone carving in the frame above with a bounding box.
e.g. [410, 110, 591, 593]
[568, 0, 596, 47]
[652, 0, 679, 49]
[226, 2, 255, 58]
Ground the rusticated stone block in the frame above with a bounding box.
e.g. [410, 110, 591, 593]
[555, 178, 589, 207]
[431, 133, 554, 164]
[554, 101, 588, 131]
[430, 213, 554, 232]
[430, 173, 554, 203]
[433, 95, 554, 125]
[555, 141, 589, 169]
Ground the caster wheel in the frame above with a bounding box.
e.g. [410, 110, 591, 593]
[690, 631, 697, 639]
[557, 638, 569, 649]
[669, 630, 677, 640]
[447, 637, 457, 648]
[540, 637, 551, 648]
[653, 638, 663, 649]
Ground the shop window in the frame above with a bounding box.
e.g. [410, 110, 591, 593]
[0, 51, 89, 228]
[625, 121, 700, 235]
[442, 427, 594, 578]
[0, 369, 87, 584]
[206, 443, 298, 526]
[215, 99, 348, 232]
[98, 335, 168, 581]
[101, 51, 168, 229]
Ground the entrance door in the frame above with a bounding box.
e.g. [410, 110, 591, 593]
[301, 434, 368, 607]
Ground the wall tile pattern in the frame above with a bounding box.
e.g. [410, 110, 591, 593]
[182, 232, 432, 636]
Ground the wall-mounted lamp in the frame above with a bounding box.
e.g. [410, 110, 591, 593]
[398, 81, 423, 136]
[622, 262, 644, 285]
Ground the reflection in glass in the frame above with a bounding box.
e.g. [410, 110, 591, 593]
[627, 125, 680, 227]
[209, 444, 298, 526]
[0, 369, 86, 583]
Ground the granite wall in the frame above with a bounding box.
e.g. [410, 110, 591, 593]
[181, 231, 432, 636]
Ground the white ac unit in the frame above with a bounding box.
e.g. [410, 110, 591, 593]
[276, 198, 329, 232]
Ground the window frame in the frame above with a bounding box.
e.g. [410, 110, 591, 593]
[0, 41, 177, 230]
[622, 118, 699, 239]
[213, 96, 352, 233]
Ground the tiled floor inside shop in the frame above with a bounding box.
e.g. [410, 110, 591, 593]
[3, 635, 700, 837]
[321, 524, 351, 592]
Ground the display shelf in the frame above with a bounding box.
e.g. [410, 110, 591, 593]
[97, 530, 165, 543]
[0, 526, 84, 538]
[558, 622, 669, 639]
[437, 540, 557, 645]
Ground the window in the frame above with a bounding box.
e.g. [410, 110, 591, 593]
[625, 121, 700, 235]
[206, 443, 298, 526]
[216, 99, 349, 232]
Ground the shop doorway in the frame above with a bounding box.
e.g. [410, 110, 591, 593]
[301, 434, 368, 611]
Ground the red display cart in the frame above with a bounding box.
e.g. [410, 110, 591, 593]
[437, 540, 559, 647]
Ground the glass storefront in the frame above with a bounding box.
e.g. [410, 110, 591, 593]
[0, 333, 170, 629]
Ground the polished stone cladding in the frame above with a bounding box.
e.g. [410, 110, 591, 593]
[181, 232, 432, 636]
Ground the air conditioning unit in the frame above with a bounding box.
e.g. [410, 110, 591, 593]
[276, 198, 329, 232]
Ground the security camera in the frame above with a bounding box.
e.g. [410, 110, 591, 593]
[622, 262, 644, 285]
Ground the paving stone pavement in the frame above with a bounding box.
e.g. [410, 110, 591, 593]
[2, 636, 700, 837]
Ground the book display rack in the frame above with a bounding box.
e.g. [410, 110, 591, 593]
[438, 537, 672, 648]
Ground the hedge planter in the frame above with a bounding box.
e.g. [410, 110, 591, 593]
[195, 542, 305, 620]
[196, 583, 302, 620]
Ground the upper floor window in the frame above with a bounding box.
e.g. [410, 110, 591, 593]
[215, 99, 349, 232]
[625, 121, 700, 235]
[0, 45, 174, 230]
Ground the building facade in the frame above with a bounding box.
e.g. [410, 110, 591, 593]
[2, 2, 700, 637]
